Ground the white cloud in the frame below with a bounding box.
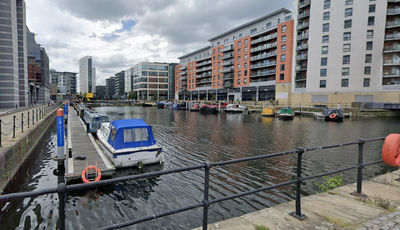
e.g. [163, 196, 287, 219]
[26, 0, 293, 85]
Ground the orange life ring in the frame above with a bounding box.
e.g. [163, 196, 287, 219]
[382, 133, 400, 166]
[81, 165, 102, 183]
[329, 113, 337, 119]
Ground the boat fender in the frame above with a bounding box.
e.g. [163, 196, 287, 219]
[382, 133, 400, 166]
[156, 149, 161, 157]
[329, 113, 337, 119]
[81, 165, 102, 183]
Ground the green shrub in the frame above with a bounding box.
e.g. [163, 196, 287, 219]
[315, 174, 344, 193]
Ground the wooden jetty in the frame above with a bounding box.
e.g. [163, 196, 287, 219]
[65, 109, 115, 183]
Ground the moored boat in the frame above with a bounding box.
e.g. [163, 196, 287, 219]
[142, 103, 155, 107]
[97, 119, 163, 168]
[190, 103, 200, 112]
[278, 107, 294, 120]
[83, 110, 109, 134]
[322, 108, 344, 122]
[157, 102, 165, 109]
[261, 107, 276, 117]
[226, 104, 248, 113]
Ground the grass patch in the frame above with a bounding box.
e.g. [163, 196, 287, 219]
[255, 225, 270, 230]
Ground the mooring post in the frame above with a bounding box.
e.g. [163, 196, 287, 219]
[32, 109, 34, 125]
[290, 148, 307, 220]
[12, 115, 15, 138]
[202, 160, 212, 230]
[57, 183, 66, 230]
[64, 102, 68, 124]
[21, 113, 23, 133]
[351, 139, 366, 197]
[28, 111, 30, 128]
[0, 119, 2, 146]
[57, 109, 65, 166]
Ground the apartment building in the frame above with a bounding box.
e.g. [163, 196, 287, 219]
[49, 70, 77, 100]
[132, 62, 177, 101]
[292, 0, 400, 104]
[79, 56, 96, 94]
[176, 8, 294, 102]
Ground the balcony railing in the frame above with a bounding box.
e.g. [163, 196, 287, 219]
[250, 61, 277, 69]
[180, 71, 187, 75]
[223, 74, 234, 80]
[181, 82, 187, 86]
[179, 66, 187, 71]
[223, 46, 233, 52]
[385, 33, 400, 41]
[386, 21, 400, 28]
[295, 75, 307, 81]
[298, 11, 310, 20]
[179, 77, 187, 81]
[387, 8, 400, 15]
[297, 33, 309, 40]
[250, 33, 277, 45]
[295, 65, 307, 71]
[222, 67, 234, 73]
[196, 60, 212, 67]
[250, 42, 277, 53]
[222, 53, 234, 59]
[196, 66, 212, 73]
[298, 0, 310, 8]
[296, 54, 308, 60]
[297, 22, 309, 30]
[249, 70, 276, 77]
[384, 59, 400, 65]
[222, 60, 234, 66]
[223, 82, 233, 87]
[297, 43, 308, 51]
[250, 51, 277, 61]
[388, 0, 400, 2]
[383, 46, 400, 53]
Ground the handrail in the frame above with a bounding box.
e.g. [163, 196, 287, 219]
[0, 137, 387, 230]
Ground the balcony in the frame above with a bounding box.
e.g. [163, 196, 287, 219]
[295, 75, 306, 81]
[179, 66, 187, 71]
[196, 60, 212, 67]
[383, 72, 400, 78]
[196, 72, 212, 78]
[387, 8, 400, 15]
[388, 0, 400, 2]
[249, 70, 276, 77]
[223, 46, 233, 52]
[386, 21, 400, 28]
[181, 82, 187, 86]
[297, 22, 309, 30]
[250, 51, 277, 61]
[222, 67, 234, 73]
[250, 33, 277, 45]
[297, 43, 308, 51]
[298, 0, 310, 9]
[196, 66, 212, 73]
[297, 33, 309, 41]
[250, 42, 277, 53]
[197, 55, 212, 61]
[222, 53, 234, 59]
[223, 74, 234, 80]
[250, 61, 277, 69]
[295, 65, 307, 71]
[383, 46, 400, 53]
[181, 86, 187, 91]
[180, 71, 187, 75]
[223, 82, 233, 88]
[222, 60, 234, 66]
[384, 59, 400, 66]
[197, 78, 212, 84]
[298, 11, 310, 20]
[179, 76, 187, 81]
[296, 54, 308, 60]
[385, 33, 400, 41]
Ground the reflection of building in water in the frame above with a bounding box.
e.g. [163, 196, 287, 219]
[261, 117, 274, 124]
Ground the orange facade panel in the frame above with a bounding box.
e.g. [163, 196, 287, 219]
[187, 61, 196, 90]
[233, 35, 251, 87]
[212, 45, 225, 89]
[276, 20, 294, 84]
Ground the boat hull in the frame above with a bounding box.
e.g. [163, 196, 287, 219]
[324, 116, 343, 122]
[278, 114, 294, 120]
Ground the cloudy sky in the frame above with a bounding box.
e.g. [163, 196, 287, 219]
[26, 0, 292, 86]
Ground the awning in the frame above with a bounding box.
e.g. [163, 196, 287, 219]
[229, 87, 240, 93]
[217, 89, 227, 93]
[242, 86, 257, 92]
[258, 85, 275, 92]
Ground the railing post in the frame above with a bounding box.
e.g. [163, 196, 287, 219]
[12, 115, 15, 138]
[202, 160, 212, 230]
[36, 109, 38, 122]
[351, 140, 367, 197]
[0, 119, 2, 146]
[290, 148, 307, 220]
[21, 113, 23, 133]
[32, 109, 34, 125]
[28, 111, 30, 128]
[57, 183, 66, 230]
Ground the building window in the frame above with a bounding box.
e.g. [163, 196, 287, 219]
[322, 46, 329, 54]
[213, 82, 215, 87]
[213, 75, 215, 80]
[266, 22, 271, 28]
[365, 54, 372, 63]
[343, 43, 351, 52]
[218, 48, 221, 53]
[238, 41, 242, 47]
[250, 28, 257, 35]
[282, 35, 286, 42]
[213, 69, 216, 73]
[244, 47, 248, 52]
[244, 63, 248, 68]
[323, 23, 329, 32]
[217, 81, 220, 86]
[345, 0, 353, 5]
[345, 8, 353, 17]
[244, 70, 248, 76]
[343, 32, 351, 41]
[213, 63, 216, 67]
[218, 74, 220, 80]
[366, 41, 373, 50]
[213, 56, 216, 61]
[218, 55, 221, 60]
[342, 67, 350, 75]
[323, 12, 330, 20]
[237, 79, 241, 84]
[244, 54, 248, 61]
[239, 33, 242, 38]
[213, 50, 216, 55]
[281, 45, 286, 52]
[281, 54, 286, 61]
[341, 79, 349, 87]
[321, 58, 328, 66]
[244, 39, 248, 44]
[282, 25, 287, 33]
[322, 35, 329, 43]
[369, 4, 375, 13]
[238, 49, 241, 54]
[324, 0, 330, 9]
[320, 69, 327, 77]
[238, 71, 241, 77]
[368, 16, 374, 26]
[238, 64, 241, 69]
[244, 78, 247, 84]
[344, 19, 352, 28]
[280, 73, 284, 80]
[364, 66, 371, 74]
[280, 64, 285, 71]
[238, 56, 241, 62]
[367, 30, 374, 38]
[363, 78, 370, 87]
[343, 55, 350, 64]
[320, 80, 326, 88]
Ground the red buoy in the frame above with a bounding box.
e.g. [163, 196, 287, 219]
[382, 133, 400, 166]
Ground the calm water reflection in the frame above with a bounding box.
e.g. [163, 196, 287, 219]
[1, 106, 399, 229]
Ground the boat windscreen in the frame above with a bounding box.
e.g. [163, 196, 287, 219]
[124, 128, 149, 143]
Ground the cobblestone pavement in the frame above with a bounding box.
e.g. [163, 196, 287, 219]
[356, 209, 400, 230]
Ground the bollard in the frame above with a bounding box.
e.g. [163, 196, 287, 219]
[64, 102, 68, 124]
[32, 109, 34, 125]
[0, 119, 2, 146]
[36, 109, 38, 122]
[28, 111, 30, 128]
[21, 113, 23, 133]
[13, 115, 15, 138]
[56, 109, 65, 166]
[86, 122, 90, 133]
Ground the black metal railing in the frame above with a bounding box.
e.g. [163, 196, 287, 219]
[0, 137, 386, 230]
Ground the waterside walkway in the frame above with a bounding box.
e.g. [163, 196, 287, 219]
[193, 170, 400, 230]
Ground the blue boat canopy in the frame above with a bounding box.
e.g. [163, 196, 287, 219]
[108, 119, 157, 150]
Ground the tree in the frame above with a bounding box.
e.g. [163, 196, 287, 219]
[128, 91, 137, 100]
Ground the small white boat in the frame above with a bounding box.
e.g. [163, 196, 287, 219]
[225, 104, 248, 113]
[97, 119, 164, 168]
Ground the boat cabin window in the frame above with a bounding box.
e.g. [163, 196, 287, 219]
[110, 125, 117, 141]
[124, 128, 149, 143]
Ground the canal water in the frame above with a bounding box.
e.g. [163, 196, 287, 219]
[1, 106, 399, 229]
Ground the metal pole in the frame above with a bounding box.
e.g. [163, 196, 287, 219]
[32, 109, 34, 125]
[28, 111, 30, 128]
[290, 148, 307, 220]
[21, 113, 23, 133]
[352, 140, 366, 197]
[202, 161, 211, 230]
[13, 115, 15, 138]
[36, 109, 38, 122]
[56, 109, 65, 166]
[57, 183, 66, 230]
[0, 119, 2, 146]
